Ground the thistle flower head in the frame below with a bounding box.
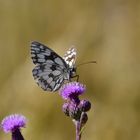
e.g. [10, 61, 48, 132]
[60, 81, 92, 140]
[1, 114, 27, 133]
[59, 82, 85, 100]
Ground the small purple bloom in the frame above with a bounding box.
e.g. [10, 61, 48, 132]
[62, 102, 70, 116]
[69, 102, 81, 120]
[59, 82, 86, 100]
[1, 114, 27, 133]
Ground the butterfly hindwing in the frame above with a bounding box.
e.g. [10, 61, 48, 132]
[63, 47, 77, 68]
[32, 63, 65, 91]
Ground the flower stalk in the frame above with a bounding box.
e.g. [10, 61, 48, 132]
[60, 82, 91, 140]
[75, 120, 81, 140]
[12, 128, 24, 140]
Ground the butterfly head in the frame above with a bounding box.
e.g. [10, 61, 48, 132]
[63, 47, 77, 79]
[69, 65, 77, 78]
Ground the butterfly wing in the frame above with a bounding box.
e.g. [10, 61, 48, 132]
[63, 47, 77, 68]
[31, 41, 69, 91]
[31, 41, 67, 66]
[32, 63, 67, 91]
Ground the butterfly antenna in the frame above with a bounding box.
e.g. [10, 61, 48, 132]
[77, 61, 97, 67]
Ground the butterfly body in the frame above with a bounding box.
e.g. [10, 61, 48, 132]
[31, 41, 77, 92]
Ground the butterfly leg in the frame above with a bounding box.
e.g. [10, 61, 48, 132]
[72, 75, 79, 82]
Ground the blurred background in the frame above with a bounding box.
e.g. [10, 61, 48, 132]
[0, 0, 140, 140]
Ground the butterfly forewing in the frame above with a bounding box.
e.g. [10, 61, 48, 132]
[31, 41, 67, 67]
[31, 41, 77, 92]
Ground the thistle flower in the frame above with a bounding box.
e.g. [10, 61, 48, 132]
[60, 81, 92, 140]
[59, 82, 85, 102]
[1, 114, 27, 140]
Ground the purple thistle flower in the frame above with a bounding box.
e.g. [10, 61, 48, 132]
[62, 102, 70, 116]
[60, 81, 91, 140]
[1, 114, 27, 140]
[1, 114, 26, 133]
[59, 82, 85, 100]
[68, 102, 81, 120]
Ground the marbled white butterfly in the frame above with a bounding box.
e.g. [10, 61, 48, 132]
[31, 41, 77, 92]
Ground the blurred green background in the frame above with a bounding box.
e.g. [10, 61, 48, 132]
[0, 0, 140, 140]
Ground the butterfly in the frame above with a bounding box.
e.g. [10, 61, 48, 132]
[31, 41, 78, 92]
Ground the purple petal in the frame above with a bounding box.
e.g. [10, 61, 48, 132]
[1, 114, 27, 133]
[59, 82, 86, 100]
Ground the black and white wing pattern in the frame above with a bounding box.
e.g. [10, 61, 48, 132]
[31, 41, 77, 92]
[63, 47, 77, 68]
